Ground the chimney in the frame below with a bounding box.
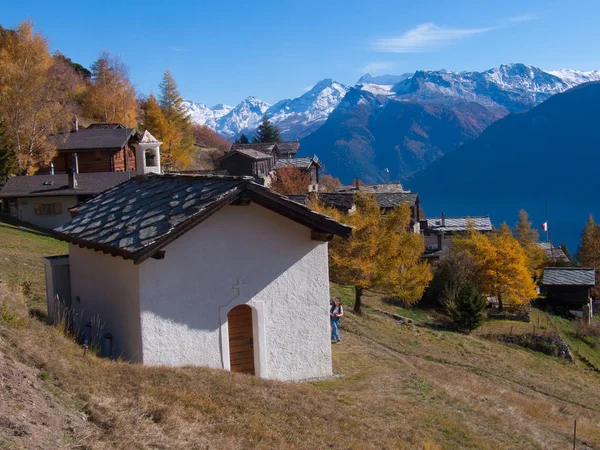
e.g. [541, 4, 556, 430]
[68, 169, 78, 189]
[441, 211, 446, 227]
[73, 117, 78, 132]
[354, 177, 360, 190]
[49, 162, 54, 176]
[437, 231, 444, 250]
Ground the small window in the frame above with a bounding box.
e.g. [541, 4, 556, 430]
[35, 202, 62, 215]
[145, 150, 157, 167]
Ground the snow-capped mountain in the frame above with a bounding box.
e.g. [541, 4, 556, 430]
[182, 100, 233, 129]
[215, 96, 270, 137]
[548, 69, 600, 87]
[183, 63, 600, 140]
[265, 79, 349, 139]
[390, 64, 574, 112]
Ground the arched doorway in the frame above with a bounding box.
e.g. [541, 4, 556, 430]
[227, 305, 255, 375]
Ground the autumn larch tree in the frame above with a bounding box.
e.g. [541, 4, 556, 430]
[577, 215, 600, 298]
[319, 174, 343, 192]
[82, 51, 138, 127]
[270, 166, 310, 195]
[0, 21, 80, 174]
[454, 223, 537, 310]
[314, 193, 432, 313]
[157, 70, 195, 170]
[252, 117, 282, 143]
[513, 209, 546, 276]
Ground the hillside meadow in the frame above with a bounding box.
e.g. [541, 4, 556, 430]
[1, 220, 600, 449]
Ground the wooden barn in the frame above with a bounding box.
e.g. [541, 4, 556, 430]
[542, 267, 595, 316]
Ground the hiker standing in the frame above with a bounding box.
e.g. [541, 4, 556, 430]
[330, 297, 344, 342]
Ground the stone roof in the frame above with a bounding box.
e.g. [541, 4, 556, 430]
[228, 141, 299, 156]
[542, 267, 596, 286]
[292, 192, 418, 210]
[234, 148, 273, 160]
[0, 172, 135, 198]
[138, 130, 161, 144]
[52, 126, 137, 151]
[53, 174, 352, 264]
[424, 216, 492, 232]
[337, 182, 406, 193]
[274, 156, 321, 169]
[537, 242, 570, 263]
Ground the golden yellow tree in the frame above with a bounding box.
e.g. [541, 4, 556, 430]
[454, 223, 537, 310]
[0, 21, 79, 173]
[513, 209, 546, 276]
[82, 51, 138, 127]
[314, 193, 432, 313]
[577, 215, 600, 298]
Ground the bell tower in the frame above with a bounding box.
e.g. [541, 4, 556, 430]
[133, 130, 162, 175]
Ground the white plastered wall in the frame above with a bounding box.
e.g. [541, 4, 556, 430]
[138, 203, 333, 381]
[68, 244, 143, 361]
[17, 195, 78, 229]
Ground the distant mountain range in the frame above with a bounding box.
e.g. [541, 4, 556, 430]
[405, 81, 600, 252]
[183, 64, 600, 182]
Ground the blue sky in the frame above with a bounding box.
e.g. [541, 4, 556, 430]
[3, 0, 599, 106]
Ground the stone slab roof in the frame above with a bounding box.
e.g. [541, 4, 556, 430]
[229, 141, 299, 156]
[542, 267, 596, 286]
[53, 174, 352, 264]
[291, 192, 418, 210]
[51, 126, 137, 152]
[537, 242, 570, 263]
[424, 216, 492, 232]
[0, 172, 135, 198]
[337, 183, 406, 193]
[274, 156, 321, 169]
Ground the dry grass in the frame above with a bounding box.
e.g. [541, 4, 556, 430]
[2, 222, 600, 449]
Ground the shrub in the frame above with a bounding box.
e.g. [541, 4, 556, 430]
[447, 284, 487, 333]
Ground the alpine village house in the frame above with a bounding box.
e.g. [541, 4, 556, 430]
[0, 122, 161, 229]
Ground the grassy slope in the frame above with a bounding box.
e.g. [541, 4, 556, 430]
[2, 224, 600, 449]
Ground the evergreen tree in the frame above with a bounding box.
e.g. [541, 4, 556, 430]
[577, 215, 600, 297]
[235, 134, 250, 144]
[252, 117, 282, 143]
[447, 283, 487, 333]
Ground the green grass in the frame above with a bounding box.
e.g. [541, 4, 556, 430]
[3, 226, 600, 448]
[0, 219, 67, 301]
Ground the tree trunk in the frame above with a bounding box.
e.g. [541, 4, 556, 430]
[354, 286, 363, 313]
[498, 293, 504, 312]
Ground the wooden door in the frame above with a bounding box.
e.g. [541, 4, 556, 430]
[228, 305, 255, 375]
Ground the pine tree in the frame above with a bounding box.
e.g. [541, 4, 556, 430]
[577, 215, 600, 297]
[252, 117, 282, 143]
[235, 134, 250, 144]
[447, 283, 487, 333]
[314, 194, 432, 313]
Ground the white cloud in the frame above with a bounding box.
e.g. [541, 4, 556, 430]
[360, 61, 396, 74]
[507, 13, 538, 23]
[372, 23, 494, 53]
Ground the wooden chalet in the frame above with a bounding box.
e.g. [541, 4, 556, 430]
[47, 123, 139, 174]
